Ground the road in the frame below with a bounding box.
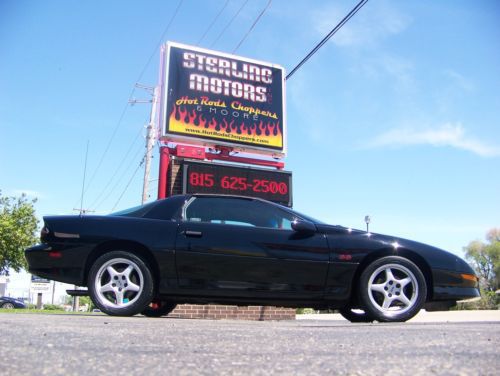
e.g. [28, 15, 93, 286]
[0, 312, 499, 375]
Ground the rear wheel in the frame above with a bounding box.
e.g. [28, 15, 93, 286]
[88, 251, 154, 316]
[142, 300, 177, 317]
[359, 256, 427, 322]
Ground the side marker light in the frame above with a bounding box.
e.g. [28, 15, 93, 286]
[460, 273, 478, 282]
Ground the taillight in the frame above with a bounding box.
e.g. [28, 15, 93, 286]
[48, 251, 62, 258]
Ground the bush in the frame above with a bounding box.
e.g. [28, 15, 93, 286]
[296, 308, 316, 314]
[43, 304, 64, 311]
[455, 290, 499, 310]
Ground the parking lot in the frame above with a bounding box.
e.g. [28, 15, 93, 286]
[1, 312, 499, 375]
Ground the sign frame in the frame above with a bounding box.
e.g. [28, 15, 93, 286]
[181, 159, 293, 207]
[159, 41, 287, 158]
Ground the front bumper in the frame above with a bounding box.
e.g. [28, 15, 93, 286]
[432, 269, 480, 301]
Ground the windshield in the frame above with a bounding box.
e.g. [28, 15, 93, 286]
[266, 200, 325, 224]
[290, 209, 325, 224]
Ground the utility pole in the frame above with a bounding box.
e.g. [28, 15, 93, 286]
[142, 86, 159, 204]
[130, 84, 159, 205]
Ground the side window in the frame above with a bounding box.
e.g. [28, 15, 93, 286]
[184, 197, 296, 229]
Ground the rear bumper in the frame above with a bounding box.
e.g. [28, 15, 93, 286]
[25, 243, 87, 285]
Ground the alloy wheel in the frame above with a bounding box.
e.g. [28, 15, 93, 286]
[367, 263, 418, 315]
[94, 257, 145, 309]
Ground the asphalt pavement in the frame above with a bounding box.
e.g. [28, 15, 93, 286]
[0, 312, 499, 375]
[297, 309, 500, 322]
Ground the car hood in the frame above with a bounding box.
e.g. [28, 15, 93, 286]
[317, 224, 475, 274]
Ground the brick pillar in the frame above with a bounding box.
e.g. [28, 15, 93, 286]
[165, 157, 296, 321]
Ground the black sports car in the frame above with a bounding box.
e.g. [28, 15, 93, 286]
[25, 194, 479, 322]
[0, 296, 27, 309]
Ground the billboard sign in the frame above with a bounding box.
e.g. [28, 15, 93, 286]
[182, 160, 292, 207]
[160, 42, 286, 156]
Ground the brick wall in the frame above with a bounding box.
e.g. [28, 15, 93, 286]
[170, 304, 296, 321]
[166, 157, 296, 321]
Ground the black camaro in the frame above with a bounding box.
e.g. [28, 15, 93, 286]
[25, 194, 479, 322]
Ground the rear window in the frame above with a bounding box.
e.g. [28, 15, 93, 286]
[110, 202, 156, 217]
[143, 195, 187, 220]
[110, 195, 186, 220]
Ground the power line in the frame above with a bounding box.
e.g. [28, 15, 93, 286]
[135, 0, 184, 86]
[233, 0, 272, 53]
[75, 0, 184, 209]
[93, 144, 145, 211]
[210, 0, 249, 49]
[286, 0, 369, 80]
[110, 150, 150, 212]
[88, 124, 145, 210]
[197, 0, 230, 46]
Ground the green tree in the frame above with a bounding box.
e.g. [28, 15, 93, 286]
[0, 191, 39, 275]
[464, 228, 500, 292]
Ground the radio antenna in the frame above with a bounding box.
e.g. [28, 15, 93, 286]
[78, 141, 90, 216]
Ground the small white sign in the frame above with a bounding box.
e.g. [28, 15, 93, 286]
[30, 282, 51, 293]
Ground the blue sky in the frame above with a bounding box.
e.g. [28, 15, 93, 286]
[1, 0, 499, 263]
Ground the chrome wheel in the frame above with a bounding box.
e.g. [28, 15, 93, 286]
[94, 258, 144, 308]
[88, 251, 154, 316]
[367, 264, 418, 315]
[359, 256, 427, 322]
[2, 302, 15, 309]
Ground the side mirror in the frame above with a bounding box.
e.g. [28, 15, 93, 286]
[291, 219, 317, 233]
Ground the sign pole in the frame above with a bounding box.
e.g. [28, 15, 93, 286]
[36, 293, 42, 309]
[157, 146, 170, 199]
[51, 280, 56, 305]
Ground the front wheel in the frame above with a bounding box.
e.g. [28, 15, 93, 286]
[359, 256, 427, 322]
[1, 302, 15, 309]
[339, 307, 374, 323]
[88, 251, 154, 316]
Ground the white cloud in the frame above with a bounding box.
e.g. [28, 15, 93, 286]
[311, 1, 411, 47]
[443, 69, 475, 92]
[366, 123, 500, 158]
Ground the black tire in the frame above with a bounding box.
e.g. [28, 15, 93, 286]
[358, 256, 427, 322]
[142, 300, 177, 318]
[1, 302, 15, 309]
[88, 251, 154, 316]
[339, 307, 374, 323]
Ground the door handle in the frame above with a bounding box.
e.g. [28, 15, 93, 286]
[183, 230, 203, 238]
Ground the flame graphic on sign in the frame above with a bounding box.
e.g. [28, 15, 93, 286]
[167, 105, 283, 148]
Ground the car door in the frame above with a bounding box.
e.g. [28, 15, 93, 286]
[174, 196, 330, 299]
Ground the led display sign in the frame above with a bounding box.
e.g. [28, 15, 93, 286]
[182, 161, 292, 207]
